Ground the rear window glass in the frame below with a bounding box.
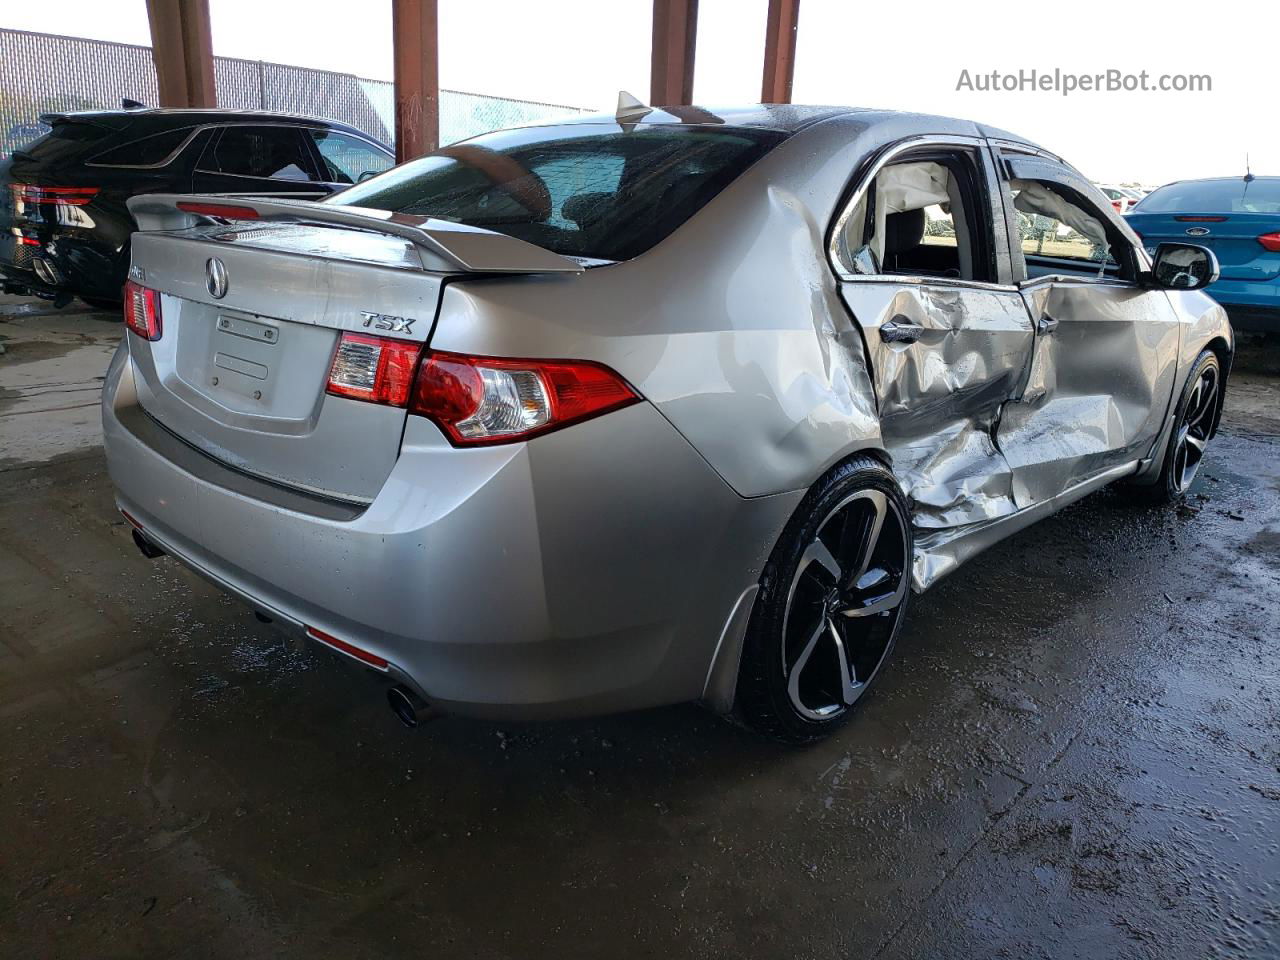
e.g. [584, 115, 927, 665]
[14, 122, 108, 165]
[90, 128, 192, 166]
[1136, 179, 1280, 214]
[328, 124, 785, 261]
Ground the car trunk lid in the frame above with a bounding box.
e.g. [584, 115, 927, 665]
[124, 194, 583, 503]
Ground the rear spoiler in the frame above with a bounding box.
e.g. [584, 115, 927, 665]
[126, 193, 585, 275]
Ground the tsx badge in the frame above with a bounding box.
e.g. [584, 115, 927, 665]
[360, 311, 416, 334]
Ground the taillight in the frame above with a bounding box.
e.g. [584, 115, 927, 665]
[176, 200, 261, 220]
[1257, 232, 1280, 253]
[326, 332, 420, 406]
[11, 184, 99, 207]
[123, 279, 162, 340]
[410, 351, 639, 446]
[1175, 216, 1228, 222]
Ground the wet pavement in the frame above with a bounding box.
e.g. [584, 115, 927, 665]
[2, 299, 1278, 959]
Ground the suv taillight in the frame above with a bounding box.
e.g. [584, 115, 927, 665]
[123, 280, 162, 340]
[410, 351, 639, 446]
[324, 335, 640, 445]
[11, 184, 99, 207]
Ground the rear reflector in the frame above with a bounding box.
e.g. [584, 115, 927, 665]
[410, 351, 640, 446]
[1175, 216, 1228, 222]
[11, 184, 99, 207]
[305, 626, 389, 669]
[1258, 233, 1280, 253]
[123, 279, 162, 340]
[326, 332, 421, 406]
[120, 508, 144, 530]
[176, 200, 261, 220]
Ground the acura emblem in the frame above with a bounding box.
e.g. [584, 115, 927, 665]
[1185, 226, 1211, 237]
[206, 257, 228, 299]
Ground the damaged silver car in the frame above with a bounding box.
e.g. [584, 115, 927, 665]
[103, 104, 1231, 741]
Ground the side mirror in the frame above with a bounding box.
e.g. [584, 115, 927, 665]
[1149, 242, 1219, 291]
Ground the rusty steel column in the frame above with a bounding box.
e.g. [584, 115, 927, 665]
[650, 0, 698, 106]
[761, 0, 800, 103]
[145, 0, 216, 108]
[392, 0, 440, 163]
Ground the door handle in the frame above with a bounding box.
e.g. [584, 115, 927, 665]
[1037, 314, 1060, 334]
[879, 316, 924, 344]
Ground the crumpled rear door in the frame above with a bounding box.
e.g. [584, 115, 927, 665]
[839, 282, 1035, 530]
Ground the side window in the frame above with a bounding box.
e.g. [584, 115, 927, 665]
[836, 150, 993, 283]
[1009, 179, 1114, 266]
[207, 127, 318, 181]
[309, 131, 393, 184]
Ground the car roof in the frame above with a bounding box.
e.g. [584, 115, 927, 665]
[38, 107, 388, 147]
[536, 103, 1041, 144]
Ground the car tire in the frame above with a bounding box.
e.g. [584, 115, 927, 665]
[1125, 349, 1222, 505]
[734, 455, 914, 743]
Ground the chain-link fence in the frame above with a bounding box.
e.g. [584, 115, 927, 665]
[0, 27, 591, 159]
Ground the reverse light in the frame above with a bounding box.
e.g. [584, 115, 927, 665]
[1257, 232, 1280, 253]
[176, 200, 261, 220]
[326, 332, 420, 406]
[410, 351, 640, 446]
[11, 184, 99, 207]
[123, 279, 162, 340]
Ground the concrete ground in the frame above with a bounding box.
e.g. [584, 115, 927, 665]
[1, 297, 1278, 960]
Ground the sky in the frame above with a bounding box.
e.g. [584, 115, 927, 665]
[3, 0, 1274, 185]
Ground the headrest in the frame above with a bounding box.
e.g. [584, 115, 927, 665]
[884, 208, 926, 255]
[562, 191, 611, 230]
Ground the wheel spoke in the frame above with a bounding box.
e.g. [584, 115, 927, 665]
[1185, 433, 1206, 455]
[837, 491, 887, 592]
[786, 616, 828, 711]
[826, 617, 862, 705]
[799, 537, 843, 583]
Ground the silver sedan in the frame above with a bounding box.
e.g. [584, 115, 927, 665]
[104, 105, 1231, 741]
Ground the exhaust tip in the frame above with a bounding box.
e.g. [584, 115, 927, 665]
[387, 686, 423, 729]
[131, 527, 165, 559]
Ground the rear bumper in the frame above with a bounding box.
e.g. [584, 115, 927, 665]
[102, 343, 796, 720]
[1207, 279, 1280, 332]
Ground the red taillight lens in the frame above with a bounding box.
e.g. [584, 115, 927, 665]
[410, 351, 640, 446]
[1257, 232, 1280, 253]
[176, 200, 261, 220]
[123, 279, 162, 340]
[326, 332, 421, 406]
[11, 184, 99, 207]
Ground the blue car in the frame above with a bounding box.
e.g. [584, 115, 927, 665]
[1128, 176, 1280, 332]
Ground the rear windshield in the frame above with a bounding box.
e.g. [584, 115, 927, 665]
[14, 122, 110, 166]
[328, 124, 786, 261]
[1136, 179, 1280, 214]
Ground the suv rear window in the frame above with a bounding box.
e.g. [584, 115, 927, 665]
[90, 128, 193, 166]
[14, 122, 109, 165]
[328, 124, 785, 261]
[1137, 179, 1280, 214]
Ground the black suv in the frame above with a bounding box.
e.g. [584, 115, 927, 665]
[1, 108, 394, 307]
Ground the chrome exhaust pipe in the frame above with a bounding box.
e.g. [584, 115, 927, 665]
[387, 685, 436, 728]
